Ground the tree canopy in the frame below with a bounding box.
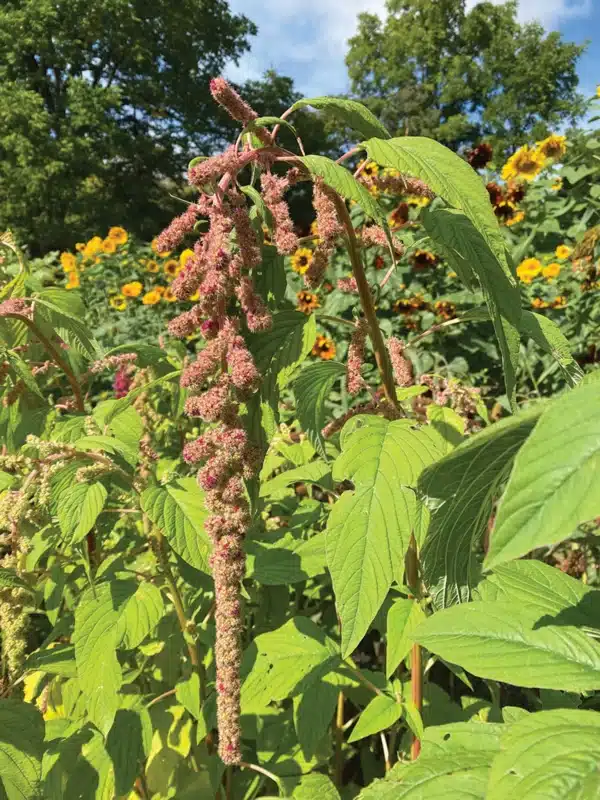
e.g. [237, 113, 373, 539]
[346, 0, 586, 156]
[0, 0, 258, 252]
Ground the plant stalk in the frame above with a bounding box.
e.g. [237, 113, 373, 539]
[334, 690, 345, 788]
[405, 534, 422, 760]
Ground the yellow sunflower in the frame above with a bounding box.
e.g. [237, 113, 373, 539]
[501, 145, 546, 182]
[311, 335, 336, 360]
[163, 288, 177, 302]
[291, 248, 313, 275]
[188, 290, 200, 302]
[108, 226, 128, 245]
[164, 259, 180, 277]
[434, 300, 456, 320]
[101, 237, 117, 254]
[555, 244, 571, 260]
[531, 297, 549, 309]
[151, 238, 171, 258]
[551, 177, 563, 192]
[142, 290, 161, 305]
[60, 252, 77, 272]
[109, 294, 127, 311]
[180, 249, 194, 268]
[155, 286, 165, 296]
[145, 260, 160, 273]
[516, 257, 542, 284]
[359, 160, 379, 179]
[542, 263, 561, 280]
[122, 281, 143, 297]
[296, 290, 320, 314]
[83, 236, 103, 260]
[65, 271, 80, 290]
[552, 295, 567, 309]
[75, 242, 85, 252]
[406, 194, 431, 208]
[537, 135, 567, 160]
[505, 210, 525, 227]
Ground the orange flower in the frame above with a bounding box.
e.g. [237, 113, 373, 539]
[142, 290, 161, 305]
[108, 226, 128, 245]
[296, 290, 320, 314]
[101, 237, 117, 254]
[60, 252, 77, 271]
[65, 271, 80, 290]
[163, 288, 177, 302]
[542, 263, 561, 280]
[311, 335, 336, 360]
[122, 281, 143, 297]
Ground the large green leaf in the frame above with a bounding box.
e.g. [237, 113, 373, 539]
[0, 567, 33, 593]
[486, 381, 600, 570]
[293, 678, 339, 759]
[290, 96, 390, 140]
[358, 721, 503, 799]
[361, 136, 510, 277]
[0, 700, 44, 800]
[299, 155, 386, 226]
[240, 617, 340, 713]
[422, 206, 521, 407]
[34, 294, 102, 360]
[246, 532, 327, 585]
[141, 478, 211, 572]
[413, 601, 600, 692]
[487, 709, 600, 799]
[73, 581, 137, 735]
[519, 311, 583, 387]
[348, 694, 403, 743]
[248, 310, 316, 397]
[420, 410, 540, 609]
[105, 705, 152, 797]
[386, 598, 425, 677]
[57, 482, 108, 544]
[328, 416, 440, 655]
[259, 460, 331, 496]
[293, 361, 346, 458]
[253, 244, 287, 310]
[116, 582, 165, 649]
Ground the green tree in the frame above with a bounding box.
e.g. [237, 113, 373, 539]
[346, 0, 586, 156]
[0, 0, 258, 253]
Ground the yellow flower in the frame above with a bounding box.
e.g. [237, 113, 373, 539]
[501, 145, 546, 182]
[163, 288, 177, 302]
[537, 134, 567, 160]
[65, 271, 80, 290]
[551, 177, 563, 192]
[145, 260, 160, 273]
[151, 238, 171, 258]
[360, 160, 379, 178]
[406, 194, 431, 208]
[109, 294, 127, 311]
[142, 290, 161, 305]
[122, 281, 143, 297]
[311, 334, 336, 360]
[180, 249, 194, 268]
[108, 226, 128, 245]
[555, 244, 571, 260]
[542, 262, 561, 280]
[291, 248, 313, 275]
[75, 242, 85, 252]
[189, 290, 200, 301]
[164, 259, 180, 277]
[516, 257, 543, 284]
[531, 297, 549, 309]
[101, 237, 117, 254]
[504, 209, 525, 227]
[60, 252, 77, 271]
[552, 295, 567, 309]
[296, 290, 320, 314]
[83, 236, 103, 260]
[597, 85, 600, 99]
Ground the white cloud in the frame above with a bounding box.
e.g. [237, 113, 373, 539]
[225, 0, 591, 96]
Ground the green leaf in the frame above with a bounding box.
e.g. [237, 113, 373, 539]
[0, 470, 16, 491]
[519, 311, 583, 387]
[293, 361, 346, 458]
[253, 244, 287, 310]
[425, 404, 465, 454]
[34, 295, 102, 360]
[413, 601, 600, 692]
[106, 706, 152, 796]
[74, 433, 137, 466]
[246, 532, 327, 585]
[260, 460, 331, 496]
[299, 155, 386, 226]
[357, 721, 503, 799]
[241, 617, 340, 712]
[292, 773, 340, 799]
[6, 351, 44, 398]
[176, 673, 201, 720]
[362, 137, 510, 277]
[243, 115, 297, 137]
[348, 694, 403, 743]
[103, 370, 181, 424]
[57, 482, 108, 544]
[476, 560, 595, 623]
[141, 478, 211, 572]
[293, 679, 339, 759]
[487, 709, 600, 799]
[422, 205, 521, 408]
[25, 644, 77, 677]
[328, 416, 440, 655]
[116, 582, 165, 649]
[386, 598, 425, 677]
[248, 310, 316, 397]
[0, 700, 44, 800]
[420, 409, 541, 609]
[486, 382, 600, 570]
[73, 581, 137, 735]
[291, 96, 390, 140]
[0, 567, 33, 593]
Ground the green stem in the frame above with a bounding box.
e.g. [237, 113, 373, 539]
[334, 690, 345, 788]
[331, 195, 400, 411]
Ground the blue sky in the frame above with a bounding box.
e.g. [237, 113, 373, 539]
[225, 0, 599, 100]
